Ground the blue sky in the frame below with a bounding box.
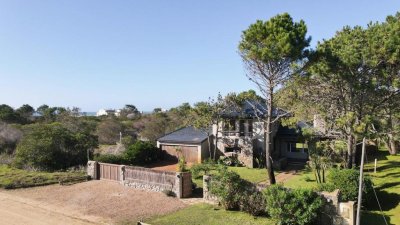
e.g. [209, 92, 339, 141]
[0, 1, 399, 112]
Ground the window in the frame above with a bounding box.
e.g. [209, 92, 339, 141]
[224, 119, 236, 135]
[287, 142, 308, 153]
[239, 120, 245, 136]
[247, 120, 253, 137]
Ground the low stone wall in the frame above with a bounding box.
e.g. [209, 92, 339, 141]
[87, 161, 192, 198]
[319, 190, 356, 225]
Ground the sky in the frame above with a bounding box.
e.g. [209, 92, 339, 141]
[0, 1, 399, 112]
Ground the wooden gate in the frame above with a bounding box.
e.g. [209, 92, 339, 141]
[99, 163, 120, 181]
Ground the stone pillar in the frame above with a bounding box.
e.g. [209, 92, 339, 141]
[175, 172, 183, 198]
[87, 161, 99, 180]
[203, 175, 218, 203]
[119, 165, 125, 183]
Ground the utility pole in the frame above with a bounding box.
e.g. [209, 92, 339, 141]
[356, 137, 366, 225]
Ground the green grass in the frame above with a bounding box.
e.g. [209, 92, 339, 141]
[0, 165, 88, 189]
[145, 203, 274, 225]
[361, 151, 400, 225]
[283, 167, 318, 189]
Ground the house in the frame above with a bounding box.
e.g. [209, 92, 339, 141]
[96, 109, 120, 117]
[213, 101, 312, 168]
[157, 127, 210, 164]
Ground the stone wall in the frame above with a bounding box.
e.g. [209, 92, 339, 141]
[319, 190, 356, 225]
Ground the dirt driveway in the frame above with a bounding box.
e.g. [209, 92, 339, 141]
[0, 180, 187, 225]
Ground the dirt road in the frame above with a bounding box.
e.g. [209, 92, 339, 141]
[0, 180, 187, 225]
[0, 191, 95, 225]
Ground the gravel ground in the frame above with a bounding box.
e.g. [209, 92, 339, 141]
[2, 180, 188, 224]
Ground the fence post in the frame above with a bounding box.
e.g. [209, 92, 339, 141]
[87, 161, 99, 180]
[175, 172, 183, 198]
[120, 165, 125, 183]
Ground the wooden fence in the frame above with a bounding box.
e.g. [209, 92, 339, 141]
[124, 166, 176, 185]
[99, 163, 121, 181]
[87, 161, 192, 198]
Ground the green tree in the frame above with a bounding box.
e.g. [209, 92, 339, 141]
[16, 104, 34, 123]
[120, 104, 140, 119]
[96, 119, 123, 144]
[238, 13, 310, 183]
[0, 104, 18, 123]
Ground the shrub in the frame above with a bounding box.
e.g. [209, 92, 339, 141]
[177, 157, 187, 172]
[209, 167, 249, 210]
[14, 123, 97, 171]
[190, 159, 220, 178]
[124, 140, 161, 165]
[321, 168, 373, 202]
[241, 190, 266, 216]
[121, 135, 134, 148]
[94, 154, 127, 164]
[219, 155, 242, 167]
[162, 189, 176, 197]
[264, 184, 324, 225]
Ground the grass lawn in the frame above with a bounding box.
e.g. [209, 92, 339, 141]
[192, 166, 270, 188]
[361, 151, 400, 225]
[145, 203, 274, 225]
[283, 167, 318, 189]
[0, 165, 88, 189]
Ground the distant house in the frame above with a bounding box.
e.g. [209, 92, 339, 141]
[96, 109, 120, 117]
[157, 127, 210, 164]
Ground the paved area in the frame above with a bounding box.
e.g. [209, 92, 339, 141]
[0, 180, 187, 225]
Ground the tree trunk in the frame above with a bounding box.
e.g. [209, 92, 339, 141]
[386, 134, 398, 155]
[213, 121, 218, 160]
[207, 134, 212, 160]
[265, 87, 276, 184]
[346, 134, 355, 169]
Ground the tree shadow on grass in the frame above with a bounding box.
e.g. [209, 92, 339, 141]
[362, 211, 392, 225]
[367, 190, 400, 211]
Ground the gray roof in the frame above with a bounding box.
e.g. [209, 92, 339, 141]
[220, 100, 288, 119]
[157, 126, 208, 144]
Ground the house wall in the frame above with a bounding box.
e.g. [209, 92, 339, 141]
[159, 143, 201, 163]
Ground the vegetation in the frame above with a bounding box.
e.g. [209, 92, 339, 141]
[318, 168, 373, 203]
[94, 140, 161, 166]
[238, 13, 311, 184]
[0, 165, 87, 189]
[14, 123, 97, 171]
[264, 184, 324, 225]
[209, 167, 251, 210]
[146, 203, 274, 225]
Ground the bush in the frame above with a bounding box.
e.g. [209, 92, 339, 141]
[13, 123, 97, 171]
[124, 140, 161, 165]
[241, 190, 266, 216]
[94, 154, 127, 164]
[190, 159, 220, 178]
[219, 155, 242, 167]
[264, 185, 324, 225]
[209, 167, 250, 210]
[320, 168, 373, 202]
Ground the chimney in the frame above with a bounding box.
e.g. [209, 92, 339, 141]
[313, 114, 326, 134]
